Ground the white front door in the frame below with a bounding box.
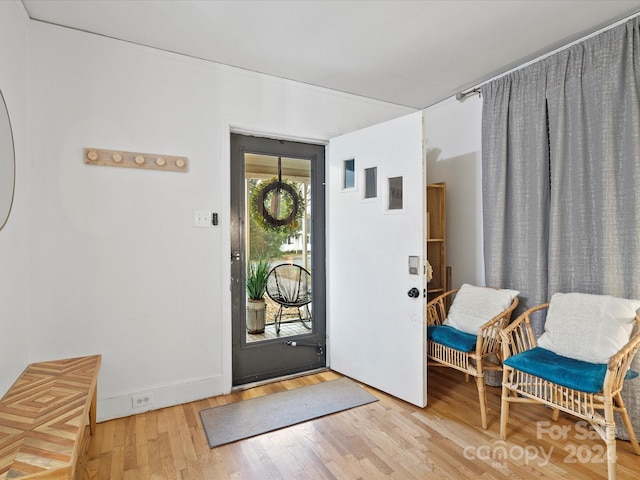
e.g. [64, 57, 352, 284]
[328, 111, 427, 407]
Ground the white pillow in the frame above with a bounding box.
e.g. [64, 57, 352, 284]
[537, 292, 640, 364]
[443, 284, 519, 335]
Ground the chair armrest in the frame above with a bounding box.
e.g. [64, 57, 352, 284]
[500, 303, 548, 360]
[426, 289, 459, 326]
[476, 296, 519, 356]
[604, 316, 640, 395]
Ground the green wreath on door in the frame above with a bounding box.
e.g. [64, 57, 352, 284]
[250, 177, 305, 235]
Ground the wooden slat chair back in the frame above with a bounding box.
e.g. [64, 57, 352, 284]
[500, 300, 640, 480]
[427, 286, 519, 429]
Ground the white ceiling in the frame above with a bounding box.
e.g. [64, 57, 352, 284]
[21, 0, 640, 109]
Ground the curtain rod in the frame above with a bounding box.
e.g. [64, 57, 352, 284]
[455, 12, 640, 104]
[456, 87, 481, 102]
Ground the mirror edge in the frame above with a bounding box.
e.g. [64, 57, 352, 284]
[0, 88, 16, 232]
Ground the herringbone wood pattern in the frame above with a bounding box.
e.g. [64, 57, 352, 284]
[0, 355, 101, 480]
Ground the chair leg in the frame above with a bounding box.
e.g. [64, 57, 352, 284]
[475, 375, 488, 429]
[301, 304, 312, 329]
[605, 425, 617, 480]
[275, 305, 283, 334]
[614, 393, 640, 455]
[604, 397, 618, 480]
[500, 370, 510, 440]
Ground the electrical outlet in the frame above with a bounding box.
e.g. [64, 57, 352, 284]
[132, 392, 153, 409]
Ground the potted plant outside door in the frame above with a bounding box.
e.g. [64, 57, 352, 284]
[246, 259, 270, 333]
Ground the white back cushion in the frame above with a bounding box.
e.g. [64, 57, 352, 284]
[537, 292, 640, 364]
[443, 284, 519, 335]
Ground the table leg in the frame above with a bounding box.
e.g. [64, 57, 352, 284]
[89, 388, 97, 435]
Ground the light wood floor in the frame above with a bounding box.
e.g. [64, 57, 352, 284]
[77, 368, 640, 479]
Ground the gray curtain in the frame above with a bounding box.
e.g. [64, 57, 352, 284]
[481, 64, 550, 337]
[482, 17, 640, 438]
[546, 20, 640, 298]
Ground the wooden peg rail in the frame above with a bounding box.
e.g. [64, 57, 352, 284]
[84, 148, 188, 172]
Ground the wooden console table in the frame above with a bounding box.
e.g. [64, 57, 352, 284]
[0, 355, 101, 479]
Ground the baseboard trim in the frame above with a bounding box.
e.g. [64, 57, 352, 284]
[97, 374, 225, 422]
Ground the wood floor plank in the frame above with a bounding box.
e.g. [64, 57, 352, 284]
[77, 368, 640, 479]
[109, 445, 124, 480]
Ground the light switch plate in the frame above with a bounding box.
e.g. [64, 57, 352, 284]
[193, 210, 212, 227]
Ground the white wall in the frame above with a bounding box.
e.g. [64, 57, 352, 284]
[25, 21, 414, 420]
[424, 95, 484, 288]
[0, 1, 30, 395]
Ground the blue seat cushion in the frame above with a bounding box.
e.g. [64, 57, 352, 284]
[428, 325, 477, 352]
[503, 347, 639, 394]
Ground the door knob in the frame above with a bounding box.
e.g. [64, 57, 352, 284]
[407, 287, 420, 298]
[231, 251, 240, 260]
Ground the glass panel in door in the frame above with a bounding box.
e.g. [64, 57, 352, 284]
[244, 154, 313, 343]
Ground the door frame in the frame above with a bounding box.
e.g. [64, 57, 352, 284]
[230, 132, 327, 386]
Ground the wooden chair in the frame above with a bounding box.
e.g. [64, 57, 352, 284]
[427, 285, 519, 429]
[500, 293, 640, 480]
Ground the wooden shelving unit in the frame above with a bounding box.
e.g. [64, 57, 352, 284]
[427, 182, 446, 302]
